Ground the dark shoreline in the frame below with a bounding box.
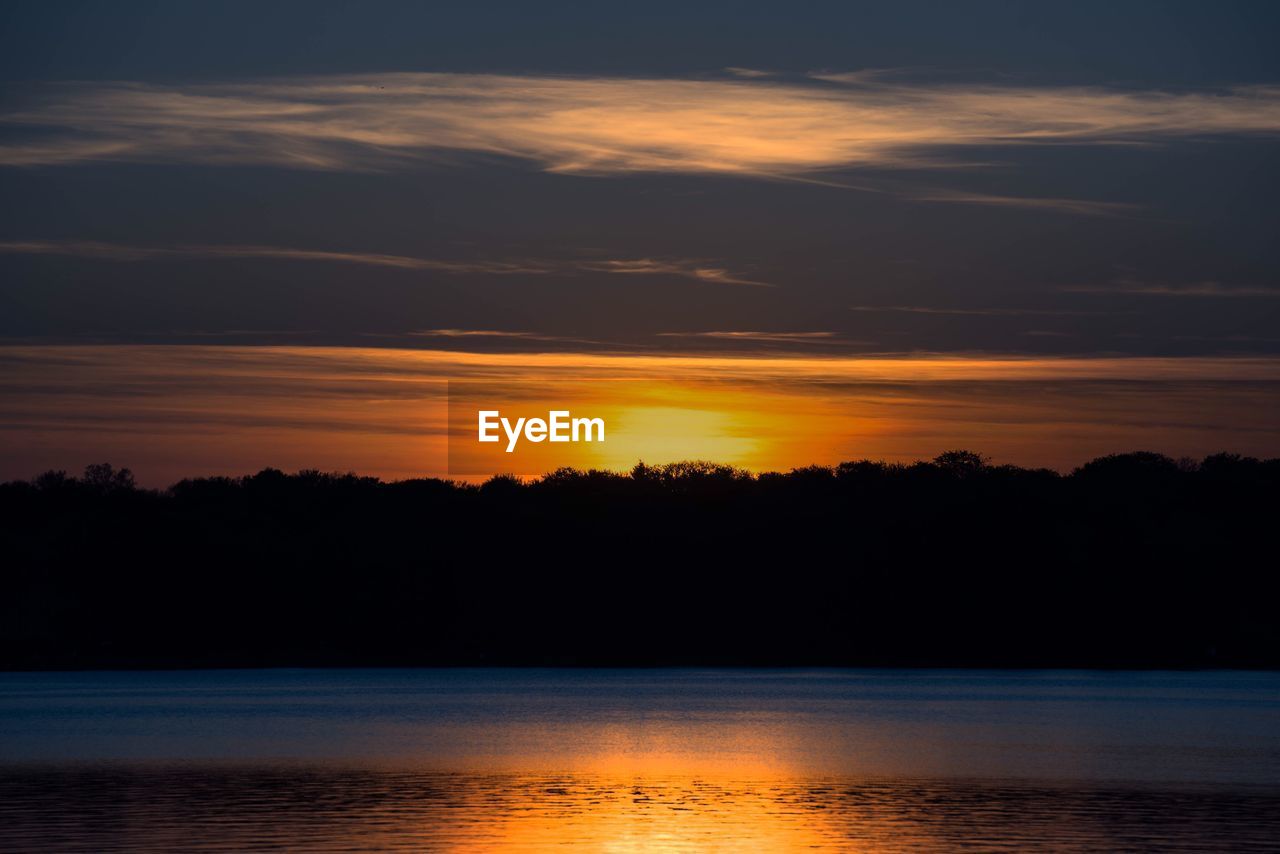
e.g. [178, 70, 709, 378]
[4, 451, 1278, 671]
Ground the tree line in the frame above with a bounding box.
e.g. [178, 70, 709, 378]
[2, 451, 1276, 669]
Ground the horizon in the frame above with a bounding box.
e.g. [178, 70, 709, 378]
[4, 344, 1279, 484]
[8, 447, 1277, 492]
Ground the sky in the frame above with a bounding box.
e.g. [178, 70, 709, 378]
[2, 1, 1279, 482]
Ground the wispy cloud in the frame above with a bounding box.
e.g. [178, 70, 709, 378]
[403, 328, 629, 348]
[0, 239, 552, 274]
[3, 73, 1278, 179]
[657, 331, 838, 344]
[411, 329, 541, 338]
[407, 328, 584, 343]
[582, 258, 772, 287]
[807, 68, 929, 86]
[0, 239, 764, 286]
[1065, 281, 1280, 298]
[910, 190, 1141, 217]
[849, 304, 1104, 316]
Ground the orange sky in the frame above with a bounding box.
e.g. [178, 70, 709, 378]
[3, 345, 1278, 484]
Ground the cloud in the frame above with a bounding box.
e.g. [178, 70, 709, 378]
[411, 329, 541, 338]
[0, 239, 552, 274]
[403, 328, 628, 348]
[583, 258, 772, 287]
[0, 239, 764, 286]
[849, 304, 1105, 316]
[909, 190, 1140, 217]
[658, 331, 838, 344]
[3, 73, 1278, 180]
[1064, 281, 1280, 297]
[5, 344, 1280, 386]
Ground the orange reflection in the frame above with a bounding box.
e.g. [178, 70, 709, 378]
[449, 775, 854, 852]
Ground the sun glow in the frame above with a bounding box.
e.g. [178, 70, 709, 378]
[589, 406, 762, 469]
[3, 345, 1279, 484]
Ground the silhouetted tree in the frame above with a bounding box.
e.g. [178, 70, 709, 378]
[32, 470, 73, 491]
[1, 450, 1276, 669]
[933, 450, 987, 477]
[81, 463, 136, 494]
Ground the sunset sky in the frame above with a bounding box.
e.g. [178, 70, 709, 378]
[2, 1, 1279, 483]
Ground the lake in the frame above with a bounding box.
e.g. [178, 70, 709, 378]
[1, 669, 1278, 851]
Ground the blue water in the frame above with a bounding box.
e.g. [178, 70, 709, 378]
[1, 669, 1278, 850]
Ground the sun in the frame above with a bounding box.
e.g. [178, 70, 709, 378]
[586, 405, 763, 469]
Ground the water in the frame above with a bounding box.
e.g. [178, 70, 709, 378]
[1, 669, 1278, 851]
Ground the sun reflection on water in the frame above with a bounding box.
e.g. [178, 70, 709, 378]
[3, 764, 1276, 852]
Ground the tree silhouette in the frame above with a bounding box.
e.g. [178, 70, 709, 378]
[932, 450, 987, 477]
[81, 463, 136, 494]
[2, 450, 1276, 669]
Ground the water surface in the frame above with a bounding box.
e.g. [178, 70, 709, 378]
[1, 669, 1277, 850]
